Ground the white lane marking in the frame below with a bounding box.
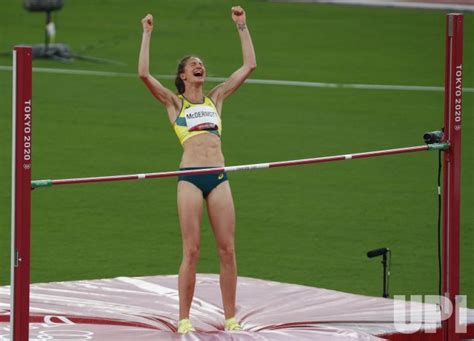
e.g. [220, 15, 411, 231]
[1, 65, 473, 93]
[270, 0, 474, 12]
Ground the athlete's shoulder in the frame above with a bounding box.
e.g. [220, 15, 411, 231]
[208, 82, 224, 94]
[204, 95, 218, 108]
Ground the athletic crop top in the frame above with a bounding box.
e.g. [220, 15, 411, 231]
[173, 95, 222, 145]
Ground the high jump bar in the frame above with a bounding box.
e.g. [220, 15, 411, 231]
[31, 143, 448, 189]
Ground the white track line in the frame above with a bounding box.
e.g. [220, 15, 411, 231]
[270, 0, 474, 12]
[1, 65, 473, 92]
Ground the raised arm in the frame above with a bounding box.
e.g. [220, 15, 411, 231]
[138, 14, 180, 112]
[209, 6, 257, 105]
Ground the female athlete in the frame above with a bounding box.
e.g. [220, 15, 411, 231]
[138, 6, 256, 333]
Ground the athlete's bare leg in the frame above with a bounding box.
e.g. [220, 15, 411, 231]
[206, 181, 237, 319]
[177, 181, 203, 320]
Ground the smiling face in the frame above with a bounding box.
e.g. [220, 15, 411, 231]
[180, 57, 206, 85]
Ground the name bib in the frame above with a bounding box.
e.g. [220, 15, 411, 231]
[185, 105, 220, 131]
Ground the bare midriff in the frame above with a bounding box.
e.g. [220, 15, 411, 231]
[180, 133, 224, 168]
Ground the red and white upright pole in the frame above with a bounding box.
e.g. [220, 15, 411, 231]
[442, 13, 463, 341]
[11, 46, 32, 341]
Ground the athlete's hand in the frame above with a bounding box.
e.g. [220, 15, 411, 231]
[142, 14, 154, 34]
[231, 6, 246, 25]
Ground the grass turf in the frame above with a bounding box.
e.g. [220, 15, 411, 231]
[0, 0, 472, 305]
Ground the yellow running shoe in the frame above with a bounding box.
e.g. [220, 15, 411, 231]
[177, 318, 195, 334]
[224, 317, 242, 331]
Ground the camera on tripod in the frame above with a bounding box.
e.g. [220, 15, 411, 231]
[423, 130, 444, 144]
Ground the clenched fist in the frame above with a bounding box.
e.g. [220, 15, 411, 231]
[231, 6, 246, 25]
[142, 14, 154, 34]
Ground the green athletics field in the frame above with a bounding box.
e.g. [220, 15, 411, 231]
[0, 0, 472, 306]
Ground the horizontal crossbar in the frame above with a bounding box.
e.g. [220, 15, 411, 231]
[30, 143, 448, 189]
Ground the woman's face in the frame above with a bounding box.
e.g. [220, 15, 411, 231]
[181, 57, 206, 84]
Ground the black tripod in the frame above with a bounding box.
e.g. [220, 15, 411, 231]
[14, 0, 123, 64]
